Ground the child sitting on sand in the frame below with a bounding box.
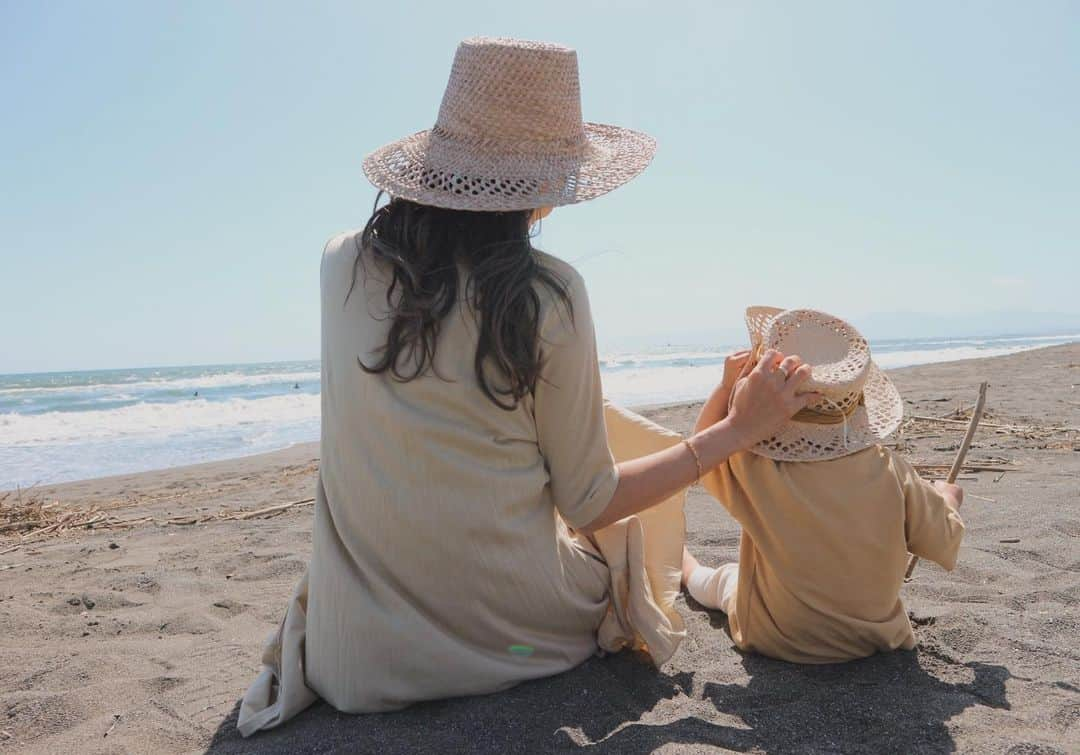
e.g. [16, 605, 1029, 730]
[683, 307, 965, 663]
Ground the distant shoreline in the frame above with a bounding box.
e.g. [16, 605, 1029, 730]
[6, 327, 1080, 379]
[11, 340, 1077, 496]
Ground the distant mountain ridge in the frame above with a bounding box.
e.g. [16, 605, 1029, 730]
[854, 311, 1080, 342]
[599, 311, 1080, 353]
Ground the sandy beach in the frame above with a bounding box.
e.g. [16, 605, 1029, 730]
[2, 344, 1078, 754]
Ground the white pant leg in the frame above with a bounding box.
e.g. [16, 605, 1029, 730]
[686, 563, 739, 613]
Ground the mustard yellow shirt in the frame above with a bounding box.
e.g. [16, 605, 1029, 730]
[702, 445, 964, 663]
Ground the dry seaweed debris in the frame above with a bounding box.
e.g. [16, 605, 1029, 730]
[903, 411, 1077, 441]
[0, 492, 315, 546]
[901, 399, 1080, 452]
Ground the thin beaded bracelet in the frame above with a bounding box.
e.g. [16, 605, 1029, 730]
[682, 436, 704, 482]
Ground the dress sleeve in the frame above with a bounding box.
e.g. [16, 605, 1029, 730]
[532, 271, 619, 530]
[891, 451, 966, 570]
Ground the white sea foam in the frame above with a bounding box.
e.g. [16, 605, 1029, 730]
[0, 393, 320, 446]
[600, 349, 730, 369]
[602, 364, 727, 407]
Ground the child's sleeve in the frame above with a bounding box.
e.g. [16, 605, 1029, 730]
[700, 455, 751, 522]
[890, 451, 965, 571]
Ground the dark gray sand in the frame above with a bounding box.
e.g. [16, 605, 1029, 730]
[2, 344, 1078, 754]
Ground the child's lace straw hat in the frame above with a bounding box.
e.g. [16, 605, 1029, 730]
[743, 307, 904, 462]
[362, 37, 656, 211]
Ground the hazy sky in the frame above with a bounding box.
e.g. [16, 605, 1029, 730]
[2, 1, 1078, 373]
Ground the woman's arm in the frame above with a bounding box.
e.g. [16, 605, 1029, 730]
[578, 349, 815, 534]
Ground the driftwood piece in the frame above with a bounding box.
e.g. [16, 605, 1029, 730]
[222, 498, 315, 521]
[906, 382, 988, 579]
[163, 498, 315, 526]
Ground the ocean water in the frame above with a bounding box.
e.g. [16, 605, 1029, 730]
[1, 333, 1076, 490]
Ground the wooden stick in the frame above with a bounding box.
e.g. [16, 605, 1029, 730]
[913, 464, 1016, 473]
[20, 513, 74, 541]
[222, 498, 315, 521]
[104, 713, 120, 738]
[909, 414, 992, 425]
[906, 381, 987, 579]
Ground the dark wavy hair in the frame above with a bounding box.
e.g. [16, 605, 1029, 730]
[348, 195, 572, 410]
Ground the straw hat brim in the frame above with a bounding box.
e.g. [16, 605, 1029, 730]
[362, 122, 656, 212]
[750, 362, 904, 462]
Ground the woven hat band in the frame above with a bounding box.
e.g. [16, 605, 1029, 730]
[429, 125, 590, 160]
[792, 393, 865, 425]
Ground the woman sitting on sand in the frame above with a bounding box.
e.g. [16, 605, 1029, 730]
[237, 37, 815, 736]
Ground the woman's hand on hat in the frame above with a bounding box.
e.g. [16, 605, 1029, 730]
[600, 348, 814, 531]
[727, 349, 820, 448]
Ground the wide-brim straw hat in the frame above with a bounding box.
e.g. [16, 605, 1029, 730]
[741, 307, 904, 462]
[362, 37, 656, 212]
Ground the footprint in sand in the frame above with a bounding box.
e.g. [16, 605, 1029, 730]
[212, 551, 304, 582]
[1049, 701, 1079, 734]
[209, 599, 250, 617]
[3, 694, 83, 743]
[141, 676, 186, 695]
[51, 593, 143, 615]
[104, 574, 162, 594]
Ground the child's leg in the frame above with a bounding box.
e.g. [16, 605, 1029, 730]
[682, 547, 738, 612]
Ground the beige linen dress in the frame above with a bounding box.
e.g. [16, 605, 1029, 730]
[237, 232, 686, 736]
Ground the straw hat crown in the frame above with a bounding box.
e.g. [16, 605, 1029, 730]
[363, 37, 656, 211]
[743, 307, 904, 462]
[434, 38, 585, 151]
